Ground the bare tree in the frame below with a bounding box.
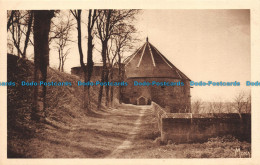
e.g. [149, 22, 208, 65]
[23, 11, 33, 57]
[10, 11, 22, 57]
[107, 39, 118, 106]
[233, 91, 247, 118]
[71, 10, 86, 107]
[52, 12, 73, 72]
[225, 102, 233, 113]
[208, 102, 216, 113]
[32, 10, 54, 121]
[7, 10, 15, 31]
[71, 9, 97, 111]
[109, 22, 139, 105]
[244, 93, 251, 113]
[96, 10, 112, 109]
[8, 10, 33, 58]
[86, 9, 98, 108]
[213, 98, 224, 113]
[192, 98, 203, 114]
[96, 9, 139, 109]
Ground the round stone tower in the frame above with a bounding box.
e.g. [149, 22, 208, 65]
[122, 38, 191, 113]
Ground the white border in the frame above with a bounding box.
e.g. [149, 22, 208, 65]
[1, 0, 260, 165]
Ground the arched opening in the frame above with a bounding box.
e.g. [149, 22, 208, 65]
[139, 97, 146, 105]
[137, 96, 148, 105]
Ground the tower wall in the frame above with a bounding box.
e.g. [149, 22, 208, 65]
[121, 78, 191, 112]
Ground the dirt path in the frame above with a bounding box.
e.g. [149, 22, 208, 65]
[106, 105, 149, 158]
[19, 103, 154, 158]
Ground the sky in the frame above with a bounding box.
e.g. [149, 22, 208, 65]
[135, 10, 251, 101]
[21, 9, 251, 102]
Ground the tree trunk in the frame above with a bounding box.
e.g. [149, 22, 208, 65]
[7, 10, 15, 31]
[105, 67, 110, 107]
[110, 68, 114, 106]
[86, 32, 94, 109]
[32, 10, 54, 121]
[58, 48, 61, 71]
[61, 48, 64, 72]
[118, 52, 122, 103]
[23, 11, 33, 58]
[85, 9, 96, 110]
[74, 10, 89, 110]
[83, 72, 88, 109]
[97, 41, 108, 110]
[11, 12, 23, 58]
[97, 10, 111, 110]
[17, 15, 21, 58]
[61, 57, 64, 72]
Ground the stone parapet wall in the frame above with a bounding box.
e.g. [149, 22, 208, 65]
[152, 102, 251, 143]
[152, 102, 166, 132]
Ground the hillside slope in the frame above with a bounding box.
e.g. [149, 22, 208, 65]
[7, 54, 114, 157]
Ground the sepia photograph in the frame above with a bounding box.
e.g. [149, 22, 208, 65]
[1, 0, 260, 164]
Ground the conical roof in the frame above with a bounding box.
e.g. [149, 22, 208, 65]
[124, 38, 190, 80]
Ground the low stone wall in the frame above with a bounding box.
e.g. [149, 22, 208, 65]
[152, 102, 251, 143]
[152, 101, 166, 132]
